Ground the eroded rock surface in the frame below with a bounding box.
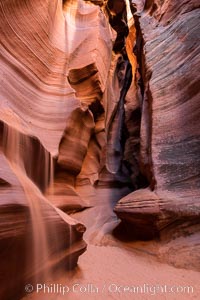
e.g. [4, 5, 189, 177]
[0, 4, 200, 300]
[114, 0, 200, 270]
[0, 1, 134, 299]
[0, 122, 86, 300]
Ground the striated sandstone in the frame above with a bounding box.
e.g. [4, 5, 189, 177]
[0, 4, 133, 299]
[1, 0, 199, 290]
[0, 121, 86, 299]
[114, 0, 200, 270]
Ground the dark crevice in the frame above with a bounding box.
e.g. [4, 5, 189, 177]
[89, 100, 105, 122]
[129, 3, 156, 190]
[106, 0, 129, 53]
[113, 219, 160, 241]
[132, 15, 145, 98]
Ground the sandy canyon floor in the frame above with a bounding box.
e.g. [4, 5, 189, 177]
[22, 187, 200, 300]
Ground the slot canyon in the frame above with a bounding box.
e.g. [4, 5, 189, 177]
[0, 0, 200, 299]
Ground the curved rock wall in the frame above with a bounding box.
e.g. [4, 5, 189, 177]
[0, 2, 133, 299]
[115, 0, 200, 270]
[139, 0, 200, 195]
[1, 2, 199, 297]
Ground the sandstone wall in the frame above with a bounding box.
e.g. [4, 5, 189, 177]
[115, 0, 200, 270]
